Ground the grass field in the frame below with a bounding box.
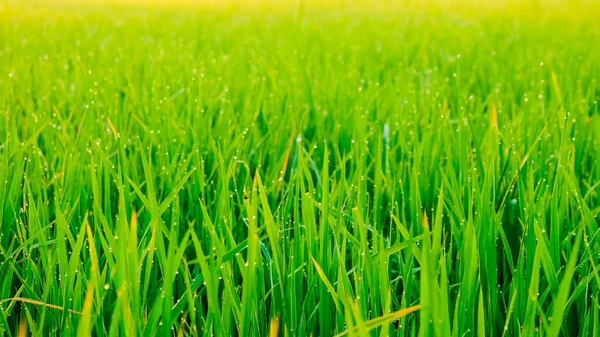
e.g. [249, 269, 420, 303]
[1, 0, 600, 336]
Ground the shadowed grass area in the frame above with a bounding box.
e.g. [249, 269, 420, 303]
[0, 0, 599, 336]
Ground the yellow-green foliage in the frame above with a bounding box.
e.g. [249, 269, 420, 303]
[0, 1, 599, 336]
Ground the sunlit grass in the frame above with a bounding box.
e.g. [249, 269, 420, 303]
[0, 0, 599, 336]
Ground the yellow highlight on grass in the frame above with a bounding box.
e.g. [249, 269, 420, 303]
[269, 315, 280, 337]
[17, 316, 27, 337]
[0, 297, 83, 315]
[334, 305, 422, 337]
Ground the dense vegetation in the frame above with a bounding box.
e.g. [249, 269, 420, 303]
[1, 1, 599, 336]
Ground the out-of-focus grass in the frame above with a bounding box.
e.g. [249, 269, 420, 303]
[0, 0, 599, 336]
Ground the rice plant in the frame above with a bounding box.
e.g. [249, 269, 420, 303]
[0, 0, 599, 336]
